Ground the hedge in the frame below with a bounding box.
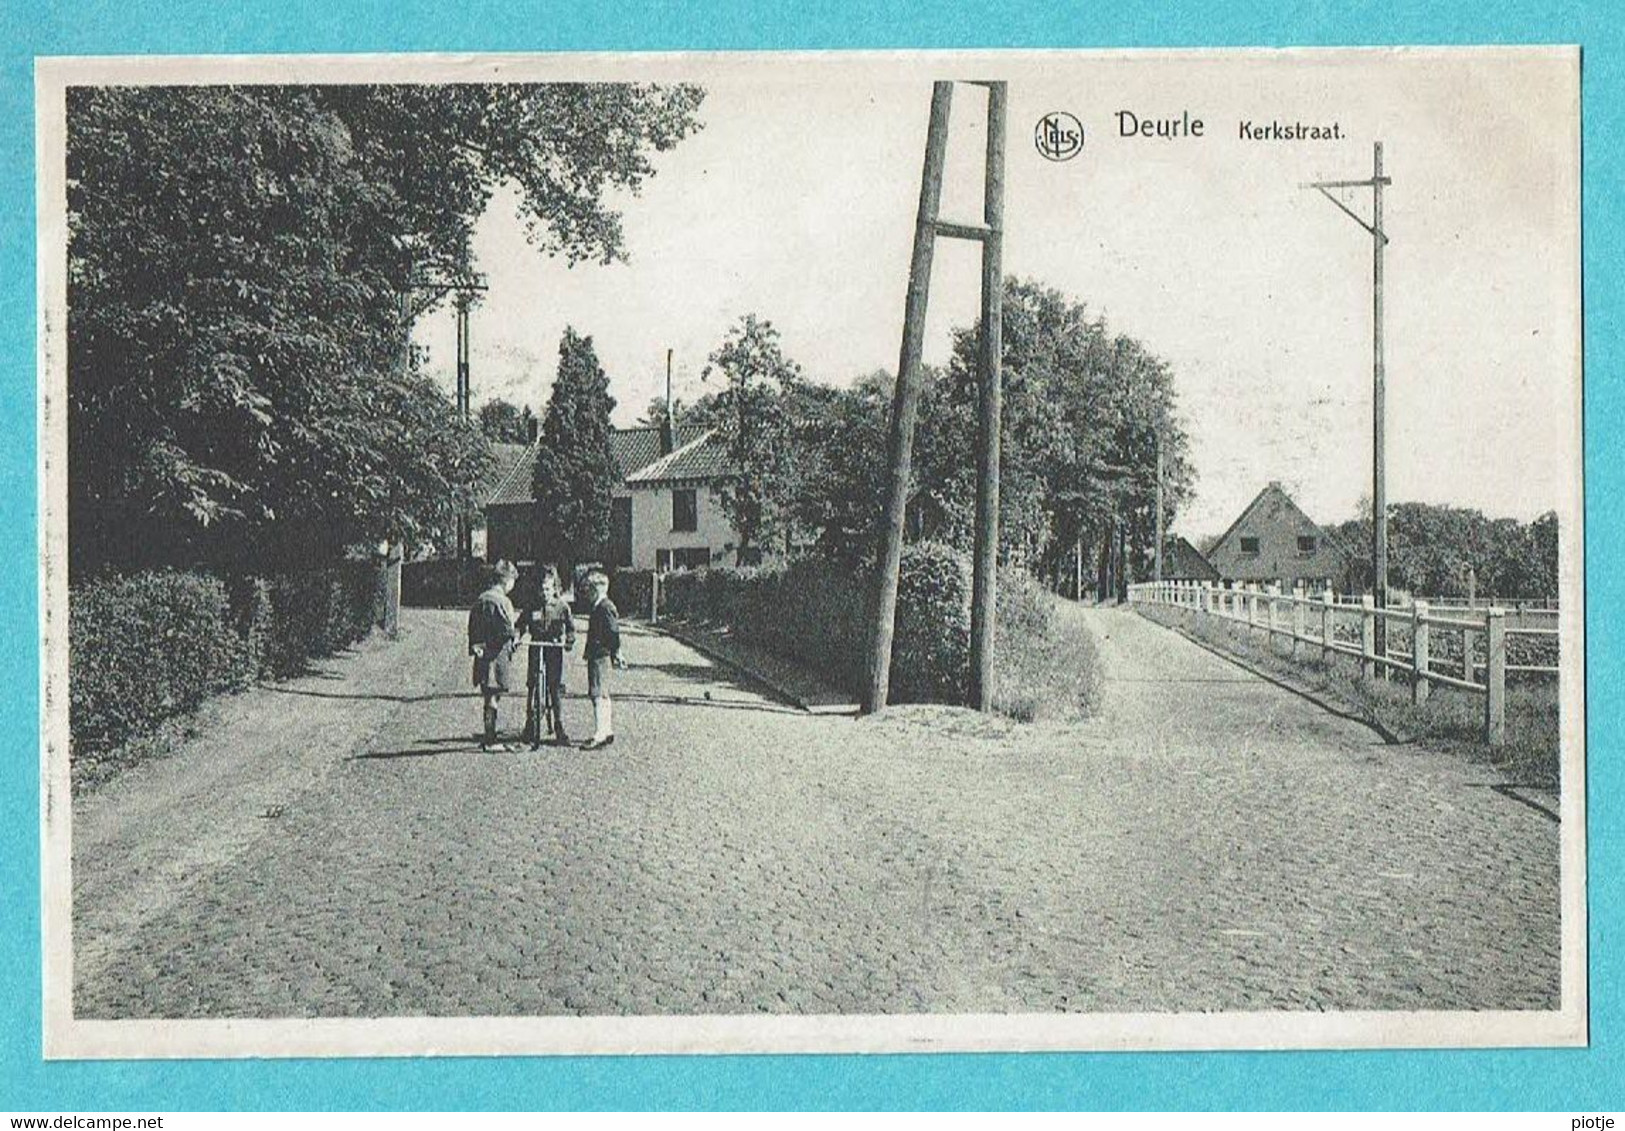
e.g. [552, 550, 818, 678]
[402, 558, 481, 608]
[643, 542, 1103, 720]
[69, 563, 382, 765]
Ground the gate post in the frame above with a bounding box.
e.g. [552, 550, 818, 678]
[377, 539, 402, 640]
[1485, 607, 1506, 745]
[1360, 594, 1376, 680]
[1291, 585, 1306, 657]
[1411, 600, 1430, 704]
[1321, 586, 1335, 665]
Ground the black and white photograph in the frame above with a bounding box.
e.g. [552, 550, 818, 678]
[37, 48, 1583, 1057]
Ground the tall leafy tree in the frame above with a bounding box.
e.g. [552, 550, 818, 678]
[913, 278, 1193, 590]
[66, 82, 705, 575]
[1332, 502, 1560, 599]
[703, 314, 808, 561]
[791, 373, 892, 568]
[532, 329, 618, 569]
[478, 399, 536, 445]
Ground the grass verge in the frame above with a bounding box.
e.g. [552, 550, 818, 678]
[1135, 603, 1559, 790]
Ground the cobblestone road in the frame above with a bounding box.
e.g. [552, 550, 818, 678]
[74, 605, 1560, 1017]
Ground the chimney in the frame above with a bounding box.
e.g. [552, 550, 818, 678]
[660, 347, 676, 455]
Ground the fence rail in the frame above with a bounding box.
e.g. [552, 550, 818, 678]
[1127, 580, 1561, 746]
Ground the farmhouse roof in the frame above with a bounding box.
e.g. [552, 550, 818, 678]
[1212, 482, 1304, 553]
[1162, 534, 1220, 580]
[1206, 480, 1356, 582]
[484, 423, 713, 507]
[481, 443, 534, 504]
[623, 428, 733, 487]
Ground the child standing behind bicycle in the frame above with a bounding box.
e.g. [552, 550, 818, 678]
[522, 565, 576, 748]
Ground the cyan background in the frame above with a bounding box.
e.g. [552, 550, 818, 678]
[1, 0, 1616, 1111]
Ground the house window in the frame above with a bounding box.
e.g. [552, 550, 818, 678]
[672, 547, 710, 570]
[1239, 536, 1260, 555]
[672, 488, 698, 532]
[655, 549, 672, 573]
[1297, 535, 1317, 557]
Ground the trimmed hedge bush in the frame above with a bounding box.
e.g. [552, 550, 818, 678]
[69, 570, 242, 754]
[69, 563, 382, 766]
[890, 542, 972, 703]
[613, 568, 654, 620]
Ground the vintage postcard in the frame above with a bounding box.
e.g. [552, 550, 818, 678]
[37, 47, 1583, 1058]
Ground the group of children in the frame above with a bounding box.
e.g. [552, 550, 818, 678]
[466, 560, 625, 753]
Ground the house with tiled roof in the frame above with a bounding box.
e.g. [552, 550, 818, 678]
[482, 422, 740, 570]
[1206, 481, 1357, 592]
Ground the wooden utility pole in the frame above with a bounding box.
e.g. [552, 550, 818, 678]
[968, 81, 1007, 712]
[454, 294, 474, 562]
[864, 81, 953, 715]
[1304, 141, 1390, 651]
[397, 270, 485, 572]
[865, 80, 1008, 714]
[663, 347, 676, 453]
[1154, 431, 1165, 583]
[1371, 141, 1388, 652]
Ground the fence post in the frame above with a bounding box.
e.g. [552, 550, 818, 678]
[1245, 584, 1256, 633]
[1462, 624, 1476, 683]
[1291, 585, 1306, 657]
[1321, 587, 1335, 664]
[1485, 607, 1506, 746]
[1411, 600, 1430, 705]
[651, 569, 661, 624]
[1360, 594, 1376, 680]
[1265, 583, 1279, 644]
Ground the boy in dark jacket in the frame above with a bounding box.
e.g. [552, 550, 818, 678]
[582, 568, 625, 749]
[468, 559, 521, 752]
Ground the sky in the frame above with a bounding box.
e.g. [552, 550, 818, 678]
[413, 49, 1580, 540]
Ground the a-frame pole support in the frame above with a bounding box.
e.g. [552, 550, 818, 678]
[865, 80, 1009, 715]
[863, 81, 953, 715]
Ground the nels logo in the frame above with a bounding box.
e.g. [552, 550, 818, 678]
[1035, 112, 1084, 162]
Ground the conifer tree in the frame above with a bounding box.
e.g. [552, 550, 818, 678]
[532, 328, 619, 570]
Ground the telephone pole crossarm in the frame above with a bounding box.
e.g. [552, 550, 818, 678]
[1305, 183, 1390, 244]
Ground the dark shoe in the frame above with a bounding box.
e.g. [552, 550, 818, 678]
[553, 732, 571, 746]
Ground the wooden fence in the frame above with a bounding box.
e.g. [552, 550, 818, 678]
[1127, 580, 1561, 746]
